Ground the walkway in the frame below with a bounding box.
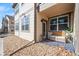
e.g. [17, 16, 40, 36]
[0, 35, 4, 56]
[0, 34, 8, 56]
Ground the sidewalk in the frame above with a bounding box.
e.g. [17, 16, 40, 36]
[0, 37, 3, 56]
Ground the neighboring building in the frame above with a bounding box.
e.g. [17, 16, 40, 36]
[12, 3, 79, 55]
[2, 15, 14, 34]
[0, 29, 2, 34]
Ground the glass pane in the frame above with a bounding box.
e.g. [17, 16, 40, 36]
[22, 25, 24, 30]
[25, 25, 29, 30]
[21, 15, 29, 31]
[58, 16, 68, 24]
[50, 18, 57, 25]
[15, 23, 19, 30]
[50, 25, 57, 31]
[59, 24, 68, 30]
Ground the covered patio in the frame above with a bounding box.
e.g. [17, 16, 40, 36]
[36, 3, 75, 54]
[36, 3, 75, 43]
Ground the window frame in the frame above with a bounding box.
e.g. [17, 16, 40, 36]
[15, 20, 19, 31]
[49, 17, 57, 31]
[49, 14, 69, 32]
[21, 15, 30, 32]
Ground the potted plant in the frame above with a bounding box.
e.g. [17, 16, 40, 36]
[64, 27, 73, 43]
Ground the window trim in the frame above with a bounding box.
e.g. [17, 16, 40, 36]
[15, 20, 19, 31]
[50, 17, 57, 31]
[49, 14, 69, 32]
[21, 15, 30, 32]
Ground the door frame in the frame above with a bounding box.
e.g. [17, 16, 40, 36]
[41, 19, 47, 39]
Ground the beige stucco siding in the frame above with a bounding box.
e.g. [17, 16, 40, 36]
[73, 3, 79, 55]
[36, 12, 48, 42]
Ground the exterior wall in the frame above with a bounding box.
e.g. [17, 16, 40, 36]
[73, 3, 79, 55]
[14, 3, 34, 41]
[2, 16, 14, 34]
[0, 29, 2, 33]
[36, 12, 48, 42]
[14, 4, 20, 36]
[6, 16, 14, 34]
[2, 18, 8, 33]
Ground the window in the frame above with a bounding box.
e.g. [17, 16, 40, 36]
[50, 15, 69, 31]
[21, 15, 30, 31]
[50, 18, 57, 31]
[58, 16, 68, 30]
[15, 21, 19, 31]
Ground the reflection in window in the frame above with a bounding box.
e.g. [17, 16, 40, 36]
[58, 16, 68, 30]
[50, 18, 57, 31]
[15, 21, 19, 31]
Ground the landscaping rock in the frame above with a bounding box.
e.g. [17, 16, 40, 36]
[3, 35, 75, 56]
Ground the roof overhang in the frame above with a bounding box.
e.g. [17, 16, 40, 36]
[12, 3, 17, 8]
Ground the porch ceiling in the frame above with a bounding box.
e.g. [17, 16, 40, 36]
[39, 3, 75, 18]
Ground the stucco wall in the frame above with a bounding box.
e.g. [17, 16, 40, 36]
[36, 12, 48, 42]
[73, 3, 79, 55]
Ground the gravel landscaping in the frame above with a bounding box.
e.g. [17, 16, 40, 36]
[13, 43, 74, 56]
[3, 35, 75, 56]
[3, 34, 29, 55]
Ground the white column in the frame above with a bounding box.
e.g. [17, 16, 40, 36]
[73, 3, 79, 55]
[18, 3, 21, 37]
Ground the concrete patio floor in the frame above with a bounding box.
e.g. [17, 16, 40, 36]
[42, 40, 75, 53]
